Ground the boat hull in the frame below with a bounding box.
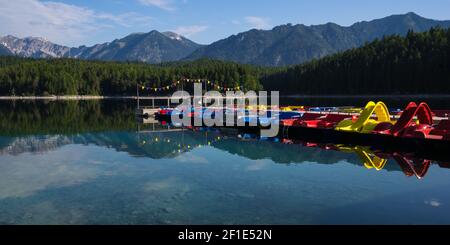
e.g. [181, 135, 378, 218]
[282, 125, 450, 161]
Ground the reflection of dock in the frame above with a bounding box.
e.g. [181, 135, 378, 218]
[136, 121, 184, 133]
[135, 107, 159, 117]
[136, 116, 182, 133]
[138, 128, 184, 133]
[135, 113, 158, 124]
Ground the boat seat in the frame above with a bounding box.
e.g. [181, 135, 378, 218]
[282, 113, 322, 126]
[301, 114, 352, 128]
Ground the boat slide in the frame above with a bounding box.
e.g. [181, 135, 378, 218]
[372, 102, 433, 136]
[335, 101, 393, 133]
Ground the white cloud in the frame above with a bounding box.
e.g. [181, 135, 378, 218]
[174, 152, 209, 164]
[425, 199, 442, 207]
[171, 25, 208, 38]
[246, 160, 269, 171]
[244, 16, 271, 29]
[0, 0, 152, 46]
[97, 12, 153, 28]
[138, 0, 175, 11]
[0, 145, 102, 199]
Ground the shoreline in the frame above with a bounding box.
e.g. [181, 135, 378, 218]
[1, 94, 450, 100]
[283, 94, 450, 99]
[0, 95, 135, 100]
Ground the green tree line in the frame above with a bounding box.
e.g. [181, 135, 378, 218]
[0, 58, 275, 96]
[262, 27, 450, 94]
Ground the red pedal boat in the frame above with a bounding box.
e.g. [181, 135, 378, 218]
[281, 113, 323, 127]
[371, 101, 450, 140]
[297, 113, 354, 129]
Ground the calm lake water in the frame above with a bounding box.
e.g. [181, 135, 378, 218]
[1, 99, 450, 224]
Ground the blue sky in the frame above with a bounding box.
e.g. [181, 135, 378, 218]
[1, 0, 450, 47]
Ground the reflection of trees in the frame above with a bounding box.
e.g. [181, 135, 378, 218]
[0, 129, 226, 159]
[0, 102, 368, 166]
[104, 130, 223, 159]
[0, 100, 136, 136]
[0, 122, 430, 176]
[0, 129, 364, 166]
[211, 137, 364, 166]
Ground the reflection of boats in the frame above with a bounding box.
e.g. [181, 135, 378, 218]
[344, 146, 388, 170]
[341, 146, 431, 178]
[299, 142, 388, 170]
[392, 153, 431, 179]
[201, 128, 448, 179]
[288, 139, 435, 178]
[283, 124, 450, 160]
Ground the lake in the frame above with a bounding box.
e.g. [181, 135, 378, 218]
[0, 99, 450, 224]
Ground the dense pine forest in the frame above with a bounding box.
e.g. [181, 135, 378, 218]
[0, 58, 273, 96]
[262, 27, 450, 94]
[0, 28, 449, 96]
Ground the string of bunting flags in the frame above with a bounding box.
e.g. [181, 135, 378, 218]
[139, 78, 243, 92]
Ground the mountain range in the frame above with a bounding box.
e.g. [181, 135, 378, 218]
[0, 31, 201, 63]
[1, 12, 450, 66]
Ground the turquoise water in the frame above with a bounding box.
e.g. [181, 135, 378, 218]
[0, 100, 450, 224]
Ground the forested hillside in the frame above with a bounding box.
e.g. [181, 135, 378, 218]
[0, 58, 272, 96]
[262, 28, 450, 94]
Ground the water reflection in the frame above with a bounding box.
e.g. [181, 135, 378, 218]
[284, 139, 438, 179]
[0, 100, 137, 136]
[1, 122, 448, 180]
[2, 100, 450, 224]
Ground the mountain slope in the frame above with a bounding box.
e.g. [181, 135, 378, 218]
[0, 35, 70, 58]
[0, 31, 202, 63]
[71, 31, 202, 63]
[186, 12, 450, 66]
[0, 44, 12, 55]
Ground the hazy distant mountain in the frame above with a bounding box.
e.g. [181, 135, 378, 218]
[0, 31, 202, 63]
[186, 12, 450, 66]
[0, 35, 70, 58]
